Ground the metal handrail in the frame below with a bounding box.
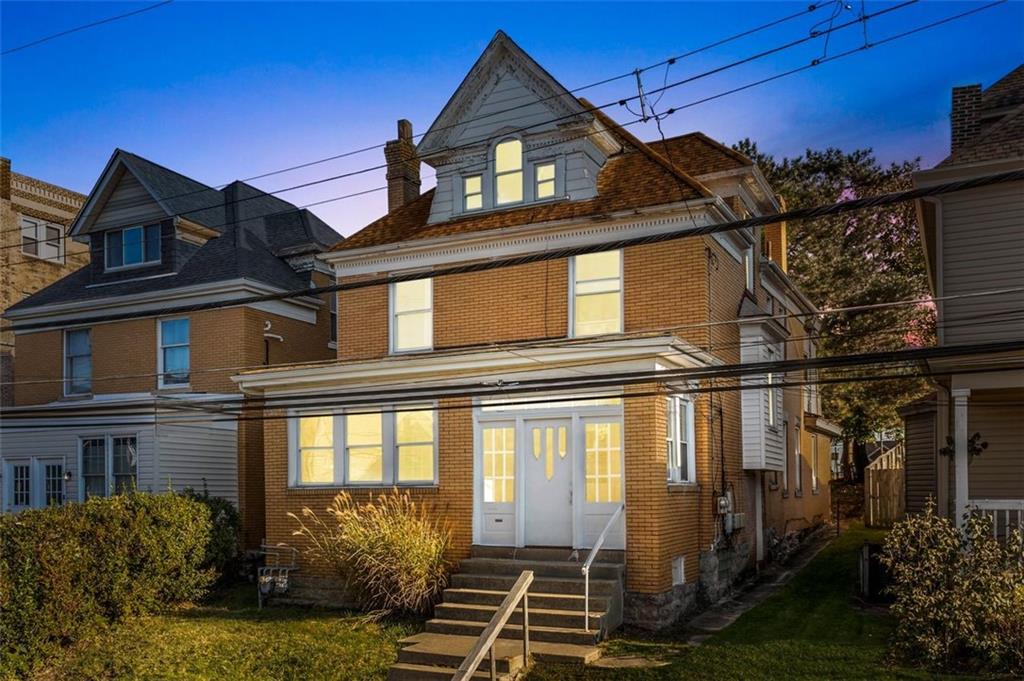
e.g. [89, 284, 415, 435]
[582, 504, 624, 633]
[452, 570, 533, 681]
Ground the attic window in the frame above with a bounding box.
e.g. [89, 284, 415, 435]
[535, 162, 555, 199]
[494, 139, 523, 205]
[464, 175, 483, 211]
[105, 224, 161, 270]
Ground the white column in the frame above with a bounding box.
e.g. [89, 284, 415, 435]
[952, 388, 971, 528]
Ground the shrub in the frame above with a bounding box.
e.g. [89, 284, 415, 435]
[0, 492, 214, 675]
[879, 502, 1024, 675]
[180, 486, 241, 578]
[291, 489, 452, 618]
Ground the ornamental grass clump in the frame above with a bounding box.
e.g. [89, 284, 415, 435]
[879, 502, 1024, 675]
[291, 489, 452, 618]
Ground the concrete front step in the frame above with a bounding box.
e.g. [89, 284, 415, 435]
[425, 618, 601, 646]
[435, 602, 605, 631]
[388, 662, 511, 681]
[397, 636, 525, 674]
[457, 557, 624, 581]
[470, 545, 625, 564]
[400, 632, 602, 666]
[450, 572, 620, 597]
[444, 587, 609, 612]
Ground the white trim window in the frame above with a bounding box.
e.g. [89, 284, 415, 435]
[391, 278, 432, 352]
[766, 347, 778, 428]
[811, 434, 820, 493]
[464, 175, 483, 211]
[494, 139, 523, 205]
[158, 318, 190, 388]
[80, 435, 138, 498]
[743, 245, 755, 292]
[105, 224, 161, 270]
[64, 328, 92, 395]
[329, 293, 338, 345]
[21, 216, 63, 262]
[667, 395, 696, 483]
[782, 418, 789, 494]
[571, 250, 622, 337]
[535, 162, 555, 200]
[794, 421, 803, 494]
[292, 406, 437, 487]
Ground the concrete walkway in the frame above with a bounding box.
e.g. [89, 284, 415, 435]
[684, 529, 835, 645]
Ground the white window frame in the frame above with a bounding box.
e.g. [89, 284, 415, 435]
[157, 317, 190, 389]
[463, 174, 483, 211]
[78, 434, 139, 500]
[390, 278, 433, 353]
[63, 327, 92, 396]
[743, 245, 755, 292]
[794, 420, 803, 495]
[104, 224, 161, 271]
[811, 434, 820, 494]
[20, 215, 64, 263]
[782, 418, 789, 494]
[766, 347, 778, 429]
[534, 161, 556, 200]
[569, 250, 623, 338]
[494, 138, 524, 206]
[666, 394, 696, 484]
[289, 405, 438, 488]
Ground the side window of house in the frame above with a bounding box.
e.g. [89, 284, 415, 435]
[666, 395, 696, 483]
[391, 278, 432, 352]
[766, 347, 777, 428]
[811, 434, 820, 493]
[158, 318, 190, 387]
[21, 216, 63, 262]
[64, 328, 92, 395]
[81, 435, 138, 498]
[105, 224, 161, 270]
[535, 162, 555, 200]
[794, 421, 803, 493]
[494, 139, 523, 205]
[329, 293, 338, 344]
[295, 407, 436, 486]
[572, 250, 622, 337]
[464, 175, 483, 211]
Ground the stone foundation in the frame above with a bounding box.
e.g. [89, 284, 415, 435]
[698, 538, 752, 605]
[623, 581, 698, 630]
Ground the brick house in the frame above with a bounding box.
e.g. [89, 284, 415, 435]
[235, 31, 839, 637]
[0, 157, 91, 406]
[0, 149, 340, 547]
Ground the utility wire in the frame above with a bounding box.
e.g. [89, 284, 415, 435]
[1, 1, 174, 56]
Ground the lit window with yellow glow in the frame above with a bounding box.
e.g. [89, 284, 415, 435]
[585, 421, 622, 503]
[572, 250, 622, 336]
[494, 139, 523, 205]
[396, 408, 435, 483]
[464, 175, 482, 211]
[535, 162, 555, 199]
[299, 416, 334, 484]
[482, 426, 515, 503]
[346, 412, 383, 483]
[392, 278, 432, 352]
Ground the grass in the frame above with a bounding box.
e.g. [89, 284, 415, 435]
[528, 525, 965, 681]
[35, 585, 416, 681]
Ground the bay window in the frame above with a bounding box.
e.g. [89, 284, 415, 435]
[494, 139, 523, 205]
[572, 250, 622, 337]
[667, 395, 696, 483]
[391, 278, 432, 352]
[292, 406, 436, 487]
[105, 224, 161, 269]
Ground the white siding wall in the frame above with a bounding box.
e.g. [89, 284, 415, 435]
[940, 183, 1024, 345]
[967, 400, 1024, 500]
[740, 326, 784, 471]
[155, 420, 238, 503]
[92, 171, 166, 231]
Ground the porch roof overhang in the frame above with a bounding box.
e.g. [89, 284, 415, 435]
[233, 334, 717, 396]
[0, 392, 239, 428]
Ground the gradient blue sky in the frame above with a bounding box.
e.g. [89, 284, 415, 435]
[2, 1, 1022, 235]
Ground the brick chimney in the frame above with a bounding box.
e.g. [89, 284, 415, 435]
[384, 119, 420, 212]
[763, 194, 788, 272]
[950, 84, 982, 155]
[0, 157, 11, 201]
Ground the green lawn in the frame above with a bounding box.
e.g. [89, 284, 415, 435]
[37, 586, 415, 681]
[528, 525, 958, 681]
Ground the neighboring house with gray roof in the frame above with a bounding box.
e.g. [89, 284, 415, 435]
[0, 149, 341, 548]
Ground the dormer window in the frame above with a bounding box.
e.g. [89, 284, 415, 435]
[494, 139, 523, 205]
[535, 162, 555, 199]
[464, 175, 483, 211]
[105, 224, 161, 270]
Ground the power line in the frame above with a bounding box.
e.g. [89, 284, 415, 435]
[8, 167, 1021, 332]
[1, 1, 174, 56]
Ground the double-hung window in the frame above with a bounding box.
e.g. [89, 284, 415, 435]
[391, 278, 432, 352]
[811, 434, 820, 493]
[494, 139, 523, 205]
[572, 250, 622, 337]
[535, 162, 555, 199]
[105, 224, 161, 269]
[794, 421, 803, 494]
[766, 347, 778, 428]
[464, 175, 483, 211]
[64, 328, 92, 395]
[329, 294, 338, 345]
[743, 245, 755, 292]
[80, 435, 138, 498]
[294, 406, 436, 486]
[158, 318, 190, 387]
[666, 395, 696, 483]
[21, 217, 63, 262]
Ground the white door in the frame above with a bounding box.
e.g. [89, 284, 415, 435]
[39, 458, 66, 508]
[4, 459, 32, 512]
[523, 418, 573, 546]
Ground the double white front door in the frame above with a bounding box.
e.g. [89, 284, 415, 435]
[2, 457, 66, 512]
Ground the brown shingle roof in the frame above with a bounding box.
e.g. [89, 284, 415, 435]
[980, 64, 1024, 111]
[941, 104, 1024, 166]
[334, 107, 744, 252]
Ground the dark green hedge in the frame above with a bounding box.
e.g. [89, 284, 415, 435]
[0, 492, 216, 675]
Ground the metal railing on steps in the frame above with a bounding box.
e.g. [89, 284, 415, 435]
[452, 569, 533, 681]
[582, 504, 623, 633]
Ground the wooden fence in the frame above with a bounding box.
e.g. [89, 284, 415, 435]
[865, 443, 905, 528]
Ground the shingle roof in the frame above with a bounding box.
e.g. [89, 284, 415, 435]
[333, 108, 744, 252]
[939, 64, 1024, 167]
[117, 151, 227, 230]
[980, 64, 1024, 111]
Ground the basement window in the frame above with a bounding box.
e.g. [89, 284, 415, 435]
[672, 556, 685, 585]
